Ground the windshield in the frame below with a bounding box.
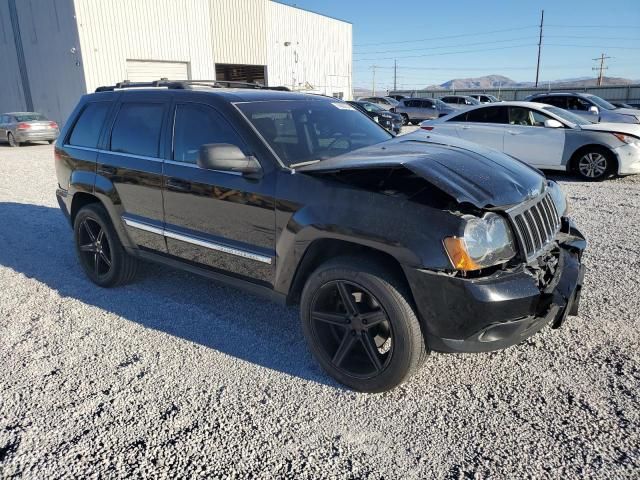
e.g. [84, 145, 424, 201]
[15, 113, 46, 122]
[585, 94, 616, 111]
[542, 106, 592, 126]
[237, 100, 392, 167]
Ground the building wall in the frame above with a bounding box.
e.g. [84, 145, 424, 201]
[0, 0, 85, 124]
[0, 1, 26, 114]
[266, 2, 352, 99]
[73, 0, 216, 93]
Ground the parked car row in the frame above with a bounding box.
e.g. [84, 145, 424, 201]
[420, 101, 640, 180]
[346, 100, 403, 134]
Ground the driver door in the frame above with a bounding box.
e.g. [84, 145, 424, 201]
[162, 100, 276, 284]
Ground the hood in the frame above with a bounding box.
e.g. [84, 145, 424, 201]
[612, 107, 640, 118]
[297, 132, 546, 209]
[580, 122, 640, 136]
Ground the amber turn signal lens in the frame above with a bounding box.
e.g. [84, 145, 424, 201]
[443, 237, 480, 271]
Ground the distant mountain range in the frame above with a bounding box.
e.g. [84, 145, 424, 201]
[355, 75, 637, 96]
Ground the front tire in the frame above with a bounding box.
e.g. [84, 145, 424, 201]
[300, 257, 427, 392]
[400, 113, 409, 126]
[8, 133, 19, 147]
[574, 147, 614, 181]
[73, 203, 138, 287]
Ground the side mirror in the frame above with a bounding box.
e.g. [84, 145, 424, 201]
[589, 105, 599, 115]
[544, 119, 564, 128]
[198, 144, 262, 179]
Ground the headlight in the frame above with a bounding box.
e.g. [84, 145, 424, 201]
[443, 213, 516, 271]
[613, 132, 640, 145]
[547, 180, 568, 217]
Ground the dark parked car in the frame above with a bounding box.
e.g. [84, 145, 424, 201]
[347, 100, 402, 133]
[55, 80, 586, 392]
[0, 112, 59, 147]
[469, 94, 500, 103]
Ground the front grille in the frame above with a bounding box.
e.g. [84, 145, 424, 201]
[508, 192, 561, 262]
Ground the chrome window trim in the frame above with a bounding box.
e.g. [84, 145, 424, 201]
[62, 144, 163, 162]
[122, 215, 272, 265]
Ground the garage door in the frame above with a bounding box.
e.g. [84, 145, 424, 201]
[125, 60, 190, 82]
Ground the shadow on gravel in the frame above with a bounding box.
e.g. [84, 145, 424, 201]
[0, 201, 338, 388]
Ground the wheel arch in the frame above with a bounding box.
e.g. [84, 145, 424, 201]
[284, 237, 412, 306]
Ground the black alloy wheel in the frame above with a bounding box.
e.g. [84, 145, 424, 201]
[310, 280, 393, 378]
[77, 217, 113, 281]
[301, 257, 427, 392]
[73, 203, 138, 287]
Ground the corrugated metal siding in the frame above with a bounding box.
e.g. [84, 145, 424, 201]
[126, 60, 190, 82]
[74, 0, 215, 92]
[209, 0, 267, 66]
[2, 0, 85, 124]
[0, 1, 27, 113]
[266, 2, 352, 99]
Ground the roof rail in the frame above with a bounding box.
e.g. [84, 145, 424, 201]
[95, 79, 291, 93]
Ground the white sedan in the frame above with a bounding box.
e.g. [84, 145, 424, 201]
[419, 101, 640, 180]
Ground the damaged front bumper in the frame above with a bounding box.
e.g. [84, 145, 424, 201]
[404, 218, 586, 353]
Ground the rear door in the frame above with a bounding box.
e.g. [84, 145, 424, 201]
[162, 99, 276, 284]
[454, 105, 508, 150]
[418, 99, 438, 120]
[503, 106, 565, 168]
[98, 92, 170, 252]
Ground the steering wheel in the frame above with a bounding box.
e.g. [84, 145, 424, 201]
[325, 133, 352, 151]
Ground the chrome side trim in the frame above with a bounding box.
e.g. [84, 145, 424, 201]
[122, 217, 164, 236]
[121, 216, 272, 265]
[164, 230, 272, 264]
[63, 144, 163, 162]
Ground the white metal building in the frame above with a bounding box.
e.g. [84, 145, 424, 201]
[0, 0, 352, 123]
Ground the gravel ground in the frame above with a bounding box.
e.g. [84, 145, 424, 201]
[0, 141, 639, 479]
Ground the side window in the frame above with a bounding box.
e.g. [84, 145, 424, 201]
[68, 102, 111, 148]
[567, 97, 590, 111]
[173, 103, 246, 164]
[421, 100, 434, 108]
[541, 96, 568, 109]
[110, 103, 165, 157]
[447, 112, 468, 122]
[466, 106, 508, 124]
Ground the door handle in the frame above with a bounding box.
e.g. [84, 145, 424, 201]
[461, 125, 471, 130]
[507, 130, 521, 135]
[166, 178, 191, 192]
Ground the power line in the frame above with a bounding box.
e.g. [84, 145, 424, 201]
[353, 25, 537, 47]
[545, 24, 640, 29]
[545, 43, 640, 50]
[353, 43, 536, 62]
[353, 36, 534, 55]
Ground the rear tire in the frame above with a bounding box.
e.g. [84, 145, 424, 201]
[300, 256, 427, 392]
[73, 203, 138, 287]
[573, 147, 614, 181]
[8, 133, 19, 147]
[400, 113, 409, 126]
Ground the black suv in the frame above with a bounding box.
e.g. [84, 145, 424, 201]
[55, 80, 586, 392]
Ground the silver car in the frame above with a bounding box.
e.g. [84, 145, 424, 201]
[524, 92, 640, 125]
[392, 98, 455, 124]
[439, 95, 481, 107]
[0, 112, 59, 147]
[356, 96, 399, 111]
[469, 94, 500, 103]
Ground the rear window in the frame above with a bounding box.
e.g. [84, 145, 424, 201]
[110, 103, 165, 157]
[68, 102, 111, 148]
[15, 113, 46, 122]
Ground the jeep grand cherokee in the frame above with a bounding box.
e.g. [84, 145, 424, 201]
[54, 80, 586, 392]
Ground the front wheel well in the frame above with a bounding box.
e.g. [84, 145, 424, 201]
[286, 238, 411, 305]
[569, 144, 618, 174]
[70, 192, 101, 226]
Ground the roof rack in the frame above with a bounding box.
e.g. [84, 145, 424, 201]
[95, 79, 291, 93]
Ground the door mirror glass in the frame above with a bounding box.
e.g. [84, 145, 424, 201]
[198, 143, 262, 178]
[589, 105, 599, 114]
[544, 119, 564, 128]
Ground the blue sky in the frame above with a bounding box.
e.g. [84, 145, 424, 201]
[279, 0, 640, 90]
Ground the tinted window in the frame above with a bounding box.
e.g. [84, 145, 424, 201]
[537, 96, 567, 109]
[405, 100, 420, 107]
[111, 103, 164, 157]
[420, 100, 434, 108]
[566, 97, 591, 111]
[69, 102, 111, 148]
[466, 106, 508, 123]
[173, 103, 246, 164]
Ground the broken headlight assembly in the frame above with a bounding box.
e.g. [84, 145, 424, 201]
[443, 213, 516, 271]
[547, 180, 568, 217]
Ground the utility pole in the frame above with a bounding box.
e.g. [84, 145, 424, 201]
[393, 60, 397, 92]
[535, 9, 544, 88]
[592, 53, 611, 86]
[370, 65, 379, 95]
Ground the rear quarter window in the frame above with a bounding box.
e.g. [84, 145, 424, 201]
[68, 102, 111, 148]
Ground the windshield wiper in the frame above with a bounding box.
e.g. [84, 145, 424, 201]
[289, 159, 322, 168]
